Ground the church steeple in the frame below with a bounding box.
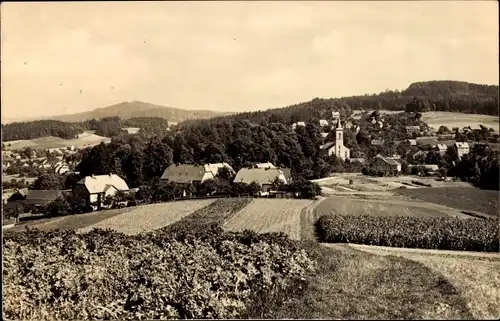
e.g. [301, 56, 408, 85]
[335, 118, 343, 143]
[336, 118, 342, 129]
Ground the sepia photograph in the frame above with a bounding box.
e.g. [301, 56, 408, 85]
[1, 1, 499, 320]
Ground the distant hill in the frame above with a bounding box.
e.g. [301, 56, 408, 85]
[179, 80, 498, 127]
[50, 101, 233, 123]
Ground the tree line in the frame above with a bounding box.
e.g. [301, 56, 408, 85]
[2, 117, 171, 142]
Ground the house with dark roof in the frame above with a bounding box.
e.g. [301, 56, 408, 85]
[370, 155, 402, 173]
[73, 174, 129, 210]
[25, 190, 64, 207]
[233, 167, 288, 196]
[161, 164, 215, 185]
[4, 188, 30, 210]
[416, 138, 438, 148]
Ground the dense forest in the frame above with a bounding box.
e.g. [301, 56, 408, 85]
[180, 80, 499, 128]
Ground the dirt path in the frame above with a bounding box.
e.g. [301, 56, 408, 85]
[300, 196, 327, 242]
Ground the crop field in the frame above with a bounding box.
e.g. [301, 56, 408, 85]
[77, 199, 215, 235]
[314, 196, 468, 218]
[171, 198, 252, 228]
[421, 111, 498, 131]
[316, 214, 498, 252]
[397, 187, 499, 217]
[223, 198, 314, 240]
[2, 133, 111, 151]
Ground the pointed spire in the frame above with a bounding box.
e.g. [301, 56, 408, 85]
[336, 118, 342, 129]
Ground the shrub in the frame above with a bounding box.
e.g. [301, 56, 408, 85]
[3, 226, 315, 320]
[315, 214, 499, 252]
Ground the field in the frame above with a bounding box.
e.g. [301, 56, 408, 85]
[421, 111, 499, 131]
[77, 199, 215, 235]
[2, 132, 111, 151]
[4, 194, 500, 319]
[397, 187, 499, 217]
[314, 196, 471, 219]
[223, 198, 315, 240]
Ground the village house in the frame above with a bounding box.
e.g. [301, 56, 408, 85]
[6, 189, 64, 210]
[416, 138, 438, 148]
[331, 111, 340, 122]
[160, 164, 216, 195]
[4, 188, 29, 210]
[405, 126, 421, 136]
[344, 121, 353, 129]
[233, 167, 288, 196]
[319, 119, 350, 161]
[371, 139, 385, 146]
[454, 142, 470, 158]
[291, 121, 306, 130]
[370, 155, 402, 173]
[255, 162, 276, 169]
[412, 150, 429, 162]
[320, 132, 329, 139]
[435, 144, 448, 155]
[319, 119, 329, 127]
[404, 139, 417, 146]
[73, 174, 130, 210]
[349, 158, 366, 164]
[25, 190, 65, 208]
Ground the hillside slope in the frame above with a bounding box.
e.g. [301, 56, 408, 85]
[51, 101, 233, 123]
[179, 80, 498, 127]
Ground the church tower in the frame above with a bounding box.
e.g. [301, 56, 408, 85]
[335, 118, 343, 146]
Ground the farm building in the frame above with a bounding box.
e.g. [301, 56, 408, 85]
[25, 190, 64, 208]
[73, 174, 130, 210]
[331, 111, 340, 121]
[454, 142, 470, 158]
[319, 119, 350, 161]
[233, 168, 288, 196]
[370, 155, 402, 173]
[319, 119, 329, 127]
[4, 188, 29, 209]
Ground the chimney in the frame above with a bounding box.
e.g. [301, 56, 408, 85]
[109, 173, 112, 176]
[91, 174, 95, 179]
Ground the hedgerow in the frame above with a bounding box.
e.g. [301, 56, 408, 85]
[315, 215, 499, 252]
[3, 226, 315, 320]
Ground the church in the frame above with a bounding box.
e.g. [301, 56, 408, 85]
[319, 118, 350, 161]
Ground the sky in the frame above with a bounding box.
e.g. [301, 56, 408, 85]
[1, 1, 498, 121]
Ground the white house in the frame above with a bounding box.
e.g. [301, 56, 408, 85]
[454, 142, 470, 158]
[291, 122, 306, 130]
[73, 174, 130, 210]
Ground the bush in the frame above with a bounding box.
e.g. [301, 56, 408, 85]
[3, 226, 316, 320]
[315, 214, 499, 252]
